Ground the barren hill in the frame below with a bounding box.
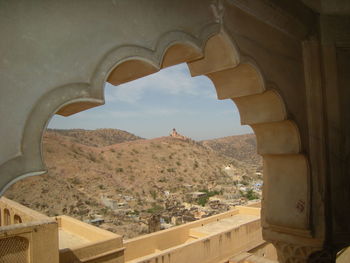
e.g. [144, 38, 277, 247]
[48, 128, 143, 147]
[5, 129, 260, 238]
[201, 134, 262, 168]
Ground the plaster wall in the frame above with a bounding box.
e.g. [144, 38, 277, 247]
[223, 3, 309, 154]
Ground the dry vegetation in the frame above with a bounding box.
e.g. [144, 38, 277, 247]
[201, 134, 262, 168]
[5, 129, 261, 238]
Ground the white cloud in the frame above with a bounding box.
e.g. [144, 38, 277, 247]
[58, 107, 196, 120]
[108, 108, 184, 118]
[105, 63, 215, 104]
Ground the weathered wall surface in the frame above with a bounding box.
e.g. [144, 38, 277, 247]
[319, 14, 350, 250]
[223, 3, 309, 153]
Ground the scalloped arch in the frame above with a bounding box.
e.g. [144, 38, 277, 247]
[186, 31, 311, 235]
[0, 83, 103, 195]
[0, 28, 311, 237]
[0, 26, 220, 195]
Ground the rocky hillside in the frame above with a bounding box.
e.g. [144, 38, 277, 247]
[5, 129, 261, 238]
[201, 134, 262, 168]
[48, 128, 143, 147]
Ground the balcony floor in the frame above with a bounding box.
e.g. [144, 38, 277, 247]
[58, 228, 90, 249]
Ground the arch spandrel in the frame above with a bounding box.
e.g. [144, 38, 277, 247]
[187, 32, 240, 76]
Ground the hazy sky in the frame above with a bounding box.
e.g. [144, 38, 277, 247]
[48, 63, 252, 140]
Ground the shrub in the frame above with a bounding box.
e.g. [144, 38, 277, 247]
[46, 147, 54, 153]
[129, 175, 135, 182]
[197, 196, 209, 206]
[116, 168, 124, 173]
[87, 153, 96, 162]
[147, 204, 163, 214]
[240, 180, 249, 186]
[71, 178, 82, 185]
[244, 189, 259, 200]
[132, 149, 139, 154]
[199, 189, 220, 197]
[158, 177, 167, 183]
[150, 190, 157, 200]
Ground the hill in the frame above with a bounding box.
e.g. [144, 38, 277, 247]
[201, 134, 262, 169]
[5, 129, 261, 238]
[48, 128, 143, 147]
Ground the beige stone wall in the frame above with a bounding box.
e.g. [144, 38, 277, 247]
[57, 216, 124, 263]
[124, 207, 262, 262]
[124, 209, 241, 261]
[0, 197, 49, 226]
[0, 219, 59, 263]
[126, 220, 262, 263]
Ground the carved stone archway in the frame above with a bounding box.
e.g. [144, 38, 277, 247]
[1, 1, 340, 262]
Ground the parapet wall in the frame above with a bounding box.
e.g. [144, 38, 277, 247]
[124, 206, 266, 263]
[0, 198, 273, 263]
[0, 197, 49, 226]
[0, 218, 59, 263]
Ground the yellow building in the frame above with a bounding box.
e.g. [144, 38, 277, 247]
[0, 197, 278, 263]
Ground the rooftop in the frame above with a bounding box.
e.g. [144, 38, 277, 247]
[0, 197, 277, 263]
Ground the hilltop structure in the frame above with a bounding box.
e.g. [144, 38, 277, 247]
[0, 0, 350, 262]
[170, 128, 190, 141]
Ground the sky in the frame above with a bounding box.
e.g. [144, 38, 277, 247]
[48, 63, 252, 140]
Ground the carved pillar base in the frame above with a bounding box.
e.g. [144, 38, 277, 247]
[272, 241, 336, 263]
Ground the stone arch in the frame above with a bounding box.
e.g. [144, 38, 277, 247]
[186, 32, 310, 235]
[0, 28, 311, 239]
[0, 26, 220, 195]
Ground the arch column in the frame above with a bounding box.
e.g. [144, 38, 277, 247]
[187, 28, 324, 261]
